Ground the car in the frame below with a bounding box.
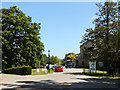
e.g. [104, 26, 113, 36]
[55, 65, 63, 72]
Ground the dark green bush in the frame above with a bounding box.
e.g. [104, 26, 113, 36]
[3, 66, 32, 75]
[32, 65, 43, 69]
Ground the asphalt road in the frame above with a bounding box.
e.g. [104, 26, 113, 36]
[0, 68, 120, 90]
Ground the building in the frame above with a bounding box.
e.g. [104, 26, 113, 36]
[73, 40, 93, 68]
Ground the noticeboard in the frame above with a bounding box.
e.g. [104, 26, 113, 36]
[89, 62, 96, 71]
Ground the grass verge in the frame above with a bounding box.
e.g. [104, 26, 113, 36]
[81, 68, 120, 79]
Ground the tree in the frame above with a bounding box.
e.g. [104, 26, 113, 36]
[80, 1, 120, 75]
[93, 1, 119, 75]
[61, 59, 66, 66]
[64, 53, 78, 62]
[42, 54, 48, 65]
[1, 6, 44, 69]
[50, 56, 61, 65]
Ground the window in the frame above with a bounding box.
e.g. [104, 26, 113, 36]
[82, 61, 84, 65]
[57, 66, 61, 68]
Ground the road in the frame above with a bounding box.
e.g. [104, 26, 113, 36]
[0, 68, 120, 89]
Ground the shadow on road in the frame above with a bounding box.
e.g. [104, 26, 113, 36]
[64, 72, 120, 86]
[63, 72, 84, 75]
[1, 78, 120, 90]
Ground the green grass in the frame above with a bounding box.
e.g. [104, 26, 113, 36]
[31, 68, 54, 75]
[81, 68, 120, 79]
[83, 68, 107, 74]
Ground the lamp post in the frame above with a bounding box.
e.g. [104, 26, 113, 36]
[48, 50, 50, 72]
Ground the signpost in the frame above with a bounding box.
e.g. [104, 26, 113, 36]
[89, 62, 96, 72]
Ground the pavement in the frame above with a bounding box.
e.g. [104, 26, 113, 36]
[0, 68, 120, 90]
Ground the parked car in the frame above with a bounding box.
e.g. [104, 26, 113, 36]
[55, 65, 63, 72]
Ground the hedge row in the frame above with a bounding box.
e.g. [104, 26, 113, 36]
[32, 65, 44, 69]
[3, 66, 32, 75]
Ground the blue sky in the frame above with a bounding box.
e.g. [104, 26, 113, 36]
[2, 2, 98, 59]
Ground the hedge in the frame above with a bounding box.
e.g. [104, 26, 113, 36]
[2, 66, 32, 75]
[32, 65, 44, 69]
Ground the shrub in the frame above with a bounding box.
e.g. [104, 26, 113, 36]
[3, 66, 32, 75]
[39, 65, 44, 68]
[32, 65, 43, 69]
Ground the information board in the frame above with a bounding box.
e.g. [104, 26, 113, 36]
[89, 62, 96, 71]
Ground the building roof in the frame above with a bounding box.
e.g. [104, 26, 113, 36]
[80, 40, 92, 48]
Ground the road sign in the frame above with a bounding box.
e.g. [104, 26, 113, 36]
[89, 62, 96, 71]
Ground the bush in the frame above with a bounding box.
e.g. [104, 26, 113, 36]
[2, 66, 32, 75]
[32, 65, 44, 69]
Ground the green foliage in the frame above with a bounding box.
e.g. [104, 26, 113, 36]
[1, 6, 44, 69]
[81, 2, 120, 75]
[82, 68, 120, 79]
[50, 56, 61, 65]
[42, 54, 61, 65]
[42, 54, 49, 65]
[32, 65, 43, 69]
[2, 66, 32, 75]
[61, 59, 66, 66]
[64, 53, 77, 62]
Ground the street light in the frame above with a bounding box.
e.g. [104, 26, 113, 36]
[48, 50, 50, 72]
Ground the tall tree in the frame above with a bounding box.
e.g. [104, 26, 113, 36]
[1, 6, 44, 69]
[93, 1, 119, 74]
[81, 1, 119, 75]
[64, 53, 78, 62]
[50, 56, 61, 65]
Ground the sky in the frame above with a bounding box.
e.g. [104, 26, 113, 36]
[2, 2, 98, 59]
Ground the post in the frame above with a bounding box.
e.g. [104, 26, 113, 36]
[48, 50, 50, 72]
